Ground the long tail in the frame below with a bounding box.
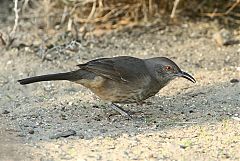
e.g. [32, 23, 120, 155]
[18, 70, 82, 85]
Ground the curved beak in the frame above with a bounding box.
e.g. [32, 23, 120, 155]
[176, 71, 196, 83]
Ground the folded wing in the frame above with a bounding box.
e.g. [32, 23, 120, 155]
[77, 56, 149, 83]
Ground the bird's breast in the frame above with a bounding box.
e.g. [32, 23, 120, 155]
[74, 75, 157, 103]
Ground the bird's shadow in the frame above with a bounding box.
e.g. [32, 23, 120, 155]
[8, 80, 239, 141]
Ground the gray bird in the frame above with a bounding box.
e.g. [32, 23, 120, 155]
[18, 56, 196, 119]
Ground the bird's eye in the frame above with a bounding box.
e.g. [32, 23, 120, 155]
[164, 65, 172, 71]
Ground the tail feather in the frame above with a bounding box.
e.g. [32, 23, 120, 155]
[18, 71, 79, 85]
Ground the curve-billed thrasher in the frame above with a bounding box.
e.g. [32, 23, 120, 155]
[18, 56, 196, 119]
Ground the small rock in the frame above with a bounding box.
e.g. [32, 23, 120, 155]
[92, 105, 100, 108]
[68, 101, 73, 106]
[50, 129, 76, 139]
[230, 79, 239, 83]
[173, 36, 178, 41]
[189, 110, 194, 113]
[232, 116, 240, 121]
[60, 114, 67, 120]
[180, 144, 188, 149]
[2, 110, 10, 114]
[94, 117, 101, 121]
[55, 25, 60, 30]
[213, 29, 231, 46]
[78, 134, 84, 139]
[234, 113, 239, 117]
[28, 129, 34, 134]
[213, 29, 239, 46]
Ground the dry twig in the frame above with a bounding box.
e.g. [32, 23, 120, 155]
[171, 0, 180, 18]
[225, 0, 240, 15]
[10, 0, 20, 37]
[0, 32, 6, 46]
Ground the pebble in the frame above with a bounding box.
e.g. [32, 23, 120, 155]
[2, 110, 10, 114]
[77, 134, 85, 139]
[28, 129, 35, 134]
[180, 144, 188, 149]
[213, 29, 231, 46]
[189, 110, 194, 113]
[68, 101, 73, 106]
[230, 79, 239, 83]
[232, 116, 240, 121]
[50, 130, 77, 139]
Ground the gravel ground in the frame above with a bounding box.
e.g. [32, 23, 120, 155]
[0, 20, 240, 161]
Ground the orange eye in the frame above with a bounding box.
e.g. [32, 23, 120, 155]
[165, 65, 172, 70]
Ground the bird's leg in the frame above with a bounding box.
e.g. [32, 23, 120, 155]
[136, 101, 144, 106]
[110, 103, 132, 119]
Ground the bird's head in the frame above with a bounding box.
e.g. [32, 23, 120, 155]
[145, 57, 196, 84]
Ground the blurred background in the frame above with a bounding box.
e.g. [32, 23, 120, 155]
[0, 0, 240, 50]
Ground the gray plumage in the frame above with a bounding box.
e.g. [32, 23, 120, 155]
[18, 56, 196, 118]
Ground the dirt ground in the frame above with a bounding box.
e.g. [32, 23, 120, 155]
[0, 16, 240, 161]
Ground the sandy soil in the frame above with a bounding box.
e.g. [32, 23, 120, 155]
[0, 18, 240, 161]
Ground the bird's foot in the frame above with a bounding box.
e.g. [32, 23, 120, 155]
[109, 103, 133, 120]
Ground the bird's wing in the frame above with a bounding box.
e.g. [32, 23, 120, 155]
[77, 56, 149, 83]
